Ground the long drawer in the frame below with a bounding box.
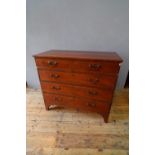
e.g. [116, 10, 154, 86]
[35, 58, 120, 74]
[43, 93, 110, 114]
[41, 82, 113, 102]
[38, 70, 117, 89]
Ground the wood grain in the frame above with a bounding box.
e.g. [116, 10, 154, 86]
[27, 88, 129, 155]
[43, 93, 110, 114]
[41, 82, 113, 101]
[38, 70, 117, 89]
[33, 50, 123, 62]
[35, 58, 120, 74]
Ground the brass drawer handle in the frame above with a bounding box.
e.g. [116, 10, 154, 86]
[52, 86, 61, 90]
[89, 78, 99, 84]
[51, 74, 60, 78]
[89, 64, 101, 69]
[54, 97, 62, 102]
[88, 90, 98, 96]
[48, 60, 58, 66]
[87, 102, 96, 107]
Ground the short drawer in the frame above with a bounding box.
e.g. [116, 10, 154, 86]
[43, 93, 109, 113]
[35, 58, 120, 74]
[41, 82, 113, 102]
[38, 70, 117, 89]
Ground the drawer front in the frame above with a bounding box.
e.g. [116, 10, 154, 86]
[38, 70, 117, 89]
[41, 82, 113, 102]
[43, 93, 109, 113]
[35, 58, 120, 74]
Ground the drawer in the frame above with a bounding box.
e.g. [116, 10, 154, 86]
[41, 82, 113, 101]
[43, 93, 109, 113]
[35, 58, 120, 74]
[38, 70, 117, 89]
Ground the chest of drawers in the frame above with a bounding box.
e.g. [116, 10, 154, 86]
[34, 50, 123, 123]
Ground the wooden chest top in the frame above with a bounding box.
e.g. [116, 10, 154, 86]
[34, 50, 123, 62]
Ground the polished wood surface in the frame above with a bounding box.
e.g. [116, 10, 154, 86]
[35, 58, 120, 74]
[38, 70, 117, 89]
[41, 82, 113, 101]
[43, 93, 109, 114]
[27, 88, 129, 155]
[34, 50, 123, 123]
[34, 50, 123, 62]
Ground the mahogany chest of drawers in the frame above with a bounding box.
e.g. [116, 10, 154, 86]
[34, 50, 122, 123]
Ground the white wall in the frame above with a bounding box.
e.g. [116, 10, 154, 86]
[26, 0, 129, 89]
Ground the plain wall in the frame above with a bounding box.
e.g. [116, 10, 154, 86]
[26, 0, 129, 89]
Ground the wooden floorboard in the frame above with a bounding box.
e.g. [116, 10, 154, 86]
[27, 88, 129, 155]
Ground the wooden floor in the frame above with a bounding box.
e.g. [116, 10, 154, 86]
[27, 88, 129, 155]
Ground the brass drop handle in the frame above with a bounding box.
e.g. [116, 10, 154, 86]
[54, 97, 62, 102]
[51, 74, 60, 78]
[52, 86, 61, 90]
[89, 64, 101, 69]
[89, 78, 99, 84]
[48, 60, 57, 66]
[87, 102, 96, 107]
[88, 90, 98, 96]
